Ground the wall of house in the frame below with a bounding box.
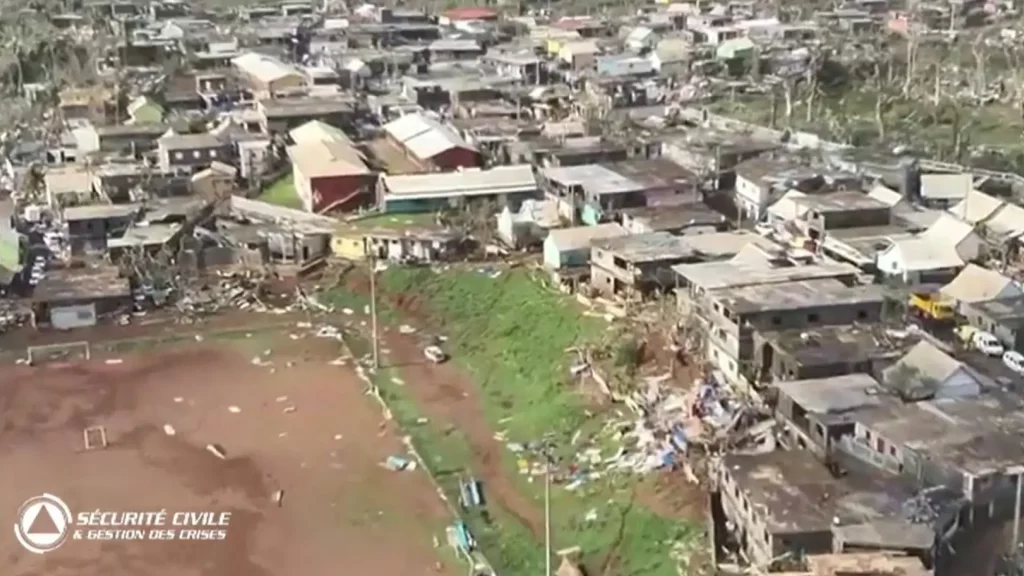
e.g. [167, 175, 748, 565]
[428, 146, 481, 171]
[161, 144, 233, 173]
[961, 304, 1024, 352]
[734, 174, 768, 221]
[718, 467, 775, 567]
[331, 234, 366, 260]
[819, 207, 891, 230]
[311, 174, 376, 213]
[543, 240, 590, 270]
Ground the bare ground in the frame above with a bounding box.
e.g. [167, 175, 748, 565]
[0, 337, 453, 576]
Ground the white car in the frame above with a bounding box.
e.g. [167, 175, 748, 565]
[423, 345, 448, 364]
[973, 331, 1005, 357]
[1004, 351, 1024, 375]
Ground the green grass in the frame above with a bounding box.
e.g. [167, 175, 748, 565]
[257, 172, 303, 209]
[354, 268, 705, 576]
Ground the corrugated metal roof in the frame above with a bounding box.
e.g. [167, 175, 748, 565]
[382, 113, 474, 161]
[542, 164, 645, 196]
[985, 203, 1024, 238]
[947, 190, 1004, 224]
[288, 141, 369, 178]
[941, 263, 1020, 303]
[232, 52, 304, 85]
[289, 120, 355, 147]
[382, 164, 537, 200]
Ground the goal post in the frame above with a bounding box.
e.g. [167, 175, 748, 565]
[26, 341, 91, 365]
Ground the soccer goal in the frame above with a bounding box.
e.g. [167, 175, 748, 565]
[26, 341, 91, 365]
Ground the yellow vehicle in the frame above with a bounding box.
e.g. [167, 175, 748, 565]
[908, 291, 955, 322]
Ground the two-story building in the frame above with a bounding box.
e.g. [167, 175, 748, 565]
[673, 255, 865, 387]
[157, 132, 234, 174]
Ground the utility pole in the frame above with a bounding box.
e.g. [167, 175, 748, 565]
[368, 253, 380, 369]
[542, 446, 554, 576]
[544, 462, 552, 576]
[1012, 469, 1022, 553]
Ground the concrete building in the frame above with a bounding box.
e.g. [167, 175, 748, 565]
[378, 165, 538, 214]
[590, 232, 695, 299]
[542, 223, 627, 271]
[31, 266, 132, 329]
[961, 296, 1024, 352]
[673, 255, 866, 386]
[717, 450, 935, 569]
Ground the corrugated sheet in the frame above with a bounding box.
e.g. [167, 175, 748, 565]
[382, 165, 537, 200]
[382, 113, 474, 161]
[231, 52, 302, 85]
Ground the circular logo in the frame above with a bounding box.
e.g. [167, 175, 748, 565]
[14, 494, 72, 554]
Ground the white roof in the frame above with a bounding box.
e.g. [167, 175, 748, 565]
[546, 223, 628, 252]
[985, 202, 1024, 239]
[947, 190, 1005, 224]
[921, 213, 975, 246]
[232, 52, 303, 85]
[382, 165, 537, 201]
[766, 189, 808, 221]
[941, 264, 1020, 303]
[884, 236, 963, 272]
[867, 185, 904, 208]
[382, 113, 474, 161]
[919, 173, 973, 201]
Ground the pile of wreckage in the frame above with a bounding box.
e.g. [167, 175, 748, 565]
[173, 270, 333, 320]
[496, 367, 772, 494]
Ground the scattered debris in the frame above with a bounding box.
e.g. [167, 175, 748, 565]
[273, 490, 285, 507]
[205, 443, 228, 460]
[163, 424, 176, 436]
[104, 358, 123, 365]
[83, 426, 108, 450]
[383, 455, 416, 471]
[228, 406, 241, 414]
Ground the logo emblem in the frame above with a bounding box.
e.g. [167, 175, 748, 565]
[14, 494, 71, 554]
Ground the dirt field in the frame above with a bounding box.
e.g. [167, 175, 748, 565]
[0, 337, 454, 576]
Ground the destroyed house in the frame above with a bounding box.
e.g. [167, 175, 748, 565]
[31, 266, 132, 330]
[590, 232, 696, 299]
[754, 323, 920, 383]
[838, 391, 1024, 522]
[717, 450, 937, 570]
[62, 204, 141, 255]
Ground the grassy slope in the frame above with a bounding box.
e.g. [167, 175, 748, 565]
[371, 268, 702, 576]
[257, 172, 303, 209]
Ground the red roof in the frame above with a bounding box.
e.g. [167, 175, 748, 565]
[443, 7, 498, 20]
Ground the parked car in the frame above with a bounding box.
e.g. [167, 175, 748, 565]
[424, 345, 447, 364]
[1004, 351, 1024, 375]
[973, 330, 1005, 357]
